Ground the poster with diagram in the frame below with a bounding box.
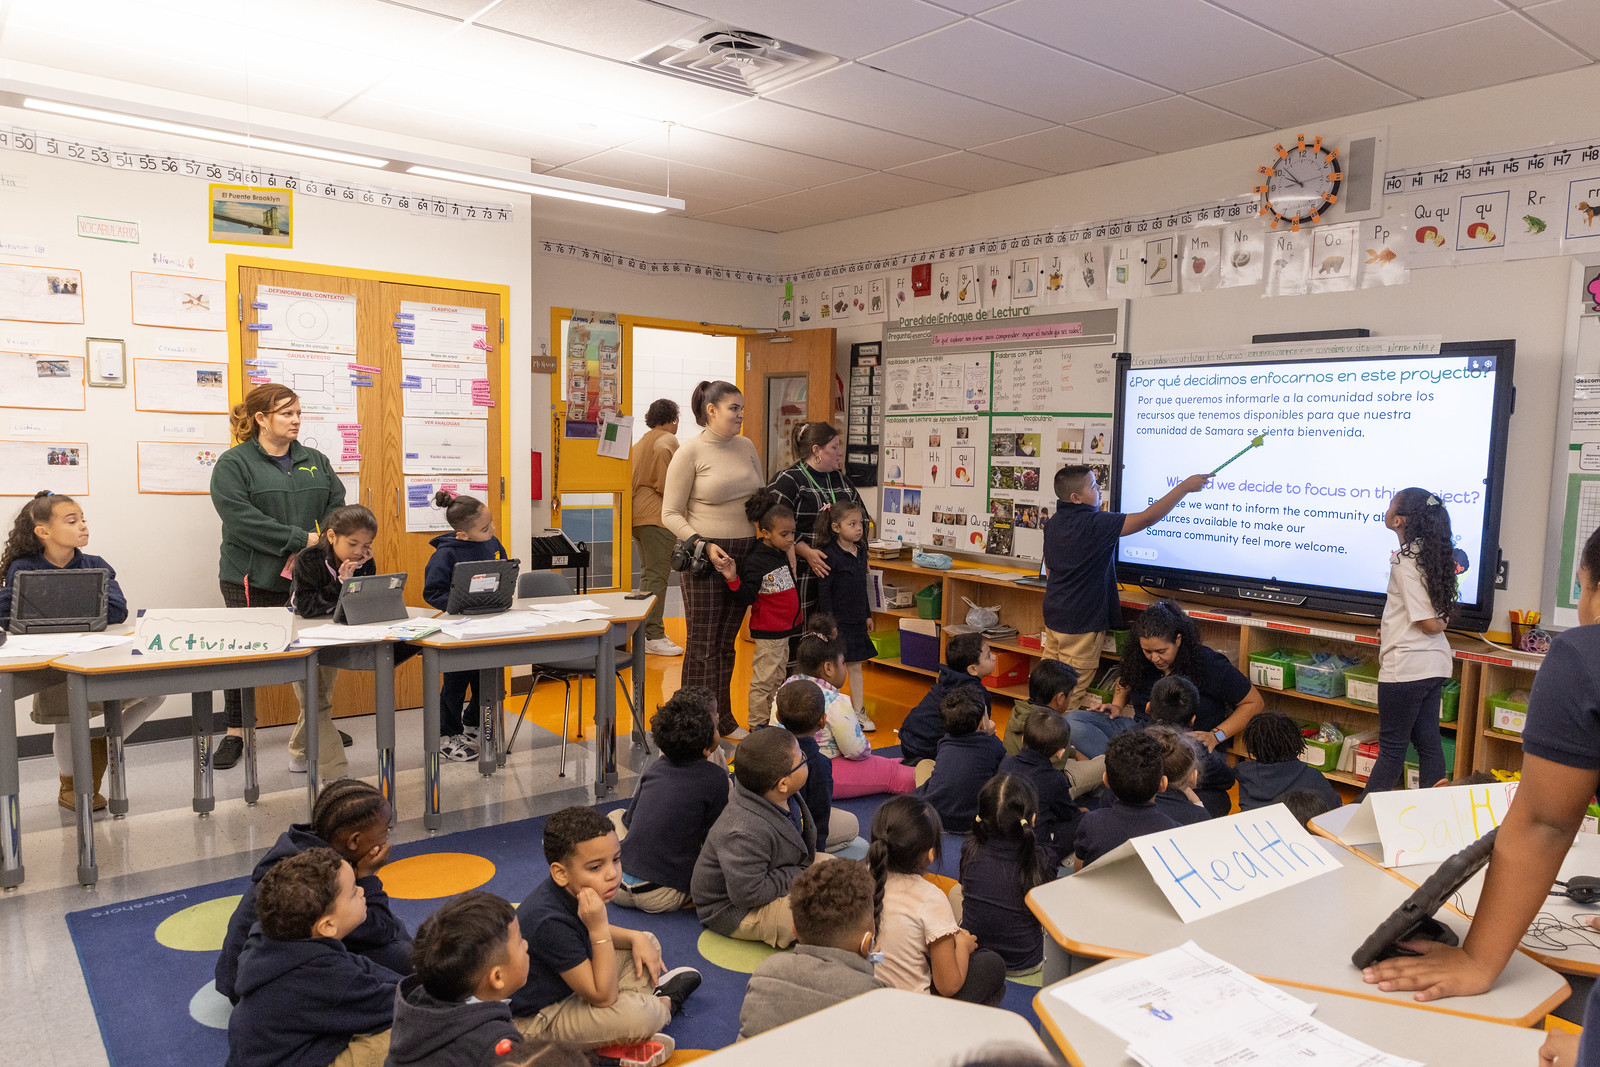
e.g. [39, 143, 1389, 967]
[879, 304, 1124, 562]
[255, 285, 357, 354]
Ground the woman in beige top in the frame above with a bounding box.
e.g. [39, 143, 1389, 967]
[661, 380, 764, 736]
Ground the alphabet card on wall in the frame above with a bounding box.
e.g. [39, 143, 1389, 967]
[982, 261, 1006, 308]
[1220, 225, 1265, 289]
[1338, 781, 1516, 869]
[1143, 236, 1178, 297]
[1306, 223, 1358, 295]
[1180, 228, 1221, 293]
[1085, 804, 1335, 923]
[1264, 230, 1312, 297]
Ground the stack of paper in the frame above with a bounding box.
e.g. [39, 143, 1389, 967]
[437, 614, 553, 639]
[1050, 942, 1421, 1067]
[0, 632, 134, 659]
[294, 620, 444, 646]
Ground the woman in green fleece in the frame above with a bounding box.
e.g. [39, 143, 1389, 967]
[208, 383, 346, 769]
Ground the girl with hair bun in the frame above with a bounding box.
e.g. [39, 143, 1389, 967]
[422, 490, 507, 760]
[209, 383, 346, 770]
[661, 380, 764, 737]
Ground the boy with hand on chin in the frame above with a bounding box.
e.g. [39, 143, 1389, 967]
[511, 808, 701, 1058]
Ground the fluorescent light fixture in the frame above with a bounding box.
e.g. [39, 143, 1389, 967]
[22, 97, 392, 168]
[406, 164, 669, 214]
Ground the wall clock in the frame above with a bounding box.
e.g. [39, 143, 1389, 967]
[1256, 134, 1342, 232]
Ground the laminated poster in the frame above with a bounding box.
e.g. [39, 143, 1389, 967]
[0, 351, 85, 410]
[0, 439, 88, 496]
[132, 358, 229, 414]
[136, 441, 226, 494]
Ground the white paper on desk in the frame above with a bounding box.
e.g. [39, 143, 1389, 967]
[1125, 998, 1421, 1067]
[1342, 782, 1516, 868]
[1129, 804, 1335, 922]
[438, 615, 552, 638]
[295, 623, 397, 643]
[525, 608, 611, 623]
[1049, 941, 1314, 1044]
[519, 599, 609, 612]
[0, 632, 133, 655]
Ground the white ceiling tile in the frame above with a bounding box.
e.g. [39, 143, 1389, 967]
[546, 150, 802, 202]
[696, 202, 834, 233]
[331, 97, 613, 165]
[750, 186, 897, 218]
[923, 0, 1014, 13]
[1524, 1, 1600, 59]
[886, 150, 1053, 191]
[688, 99, 950, 169]
[1191, 58, 1414, 129]
[1071, 96, 1269, 153]
[475, 0, 707, 62]
[377, 0, 486, 19]
[985, 0, 1317, 92]
[821, 170, 968, 207]
[764, 63, 1053, 148]
[667, 0, 961, 60]
[866, 21, 1169, 123]
[973, 125, 1151, 172]
[620, 126, 871, 186]
[1339, 13, 1588, 97]
[1206, 0, 1508, 55]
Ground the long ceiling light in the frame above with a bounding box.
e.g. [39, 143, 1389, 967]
[406, 164, 669, 213]
[0, 79, 685, 214]
[22, 97, 393, 168]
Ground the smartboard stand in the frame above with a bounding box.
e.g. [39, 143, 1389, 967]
[529, 531, 591, 594]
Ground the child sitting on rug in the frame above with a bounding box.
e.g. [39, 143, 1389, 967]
[997, 708, 1084, 868]
[738, 858, 886, 1038]
[692, 727, 823, 948]
[216, 778, 411, 1004]
[958, 774, 1054, 974]
[1003, 658, 1104, 801]
[779, 618, 914, 797]
[1147, 675, 1238, 817]
[1147, 724, 1212, 827]
[226, 848, 400, 1067]
[510, 807, 701, 1051]
[1234, 712, 1342, 812]
[915, 690, 1006, 833]
[1073, 731, 1179, 870]
[897, 632, 995, 765]
[774, 679, 860, 852]
[386, 891, 527, 1066]
[615, 687, 729, 913]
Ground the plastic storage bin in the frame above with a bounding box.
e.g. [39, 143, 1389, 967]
[1295, 655, 1357, 699]
[1101, 629, 1131, 658]
[1248, 648, 1313, 691]
[1486, 689, 1530, 735]
[1300, 732, 1341, 772]
[1404, 736, 1458, 788]
[1440, 678, 1461, 723]
[899, 618, 941, 672]
[981, 649, 1029, 691]
[1342, 663, 1380, 708]
[869, 628, 901, 660]
[914, 583, 943, 620]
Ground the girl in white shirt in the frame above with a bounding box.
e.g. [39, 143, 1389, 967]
[1363, 488, 1457, 795]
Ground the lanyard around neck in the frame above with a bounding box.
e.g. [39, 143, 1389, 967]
[800, 463, 839, 505]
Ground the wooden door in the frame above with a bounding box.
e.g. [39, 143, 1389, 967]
[232, 264, 504, 726]
[740, 329, 836, 475]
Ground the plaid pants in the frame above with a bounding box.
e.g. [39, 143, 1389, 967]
[679, 536, 754, 734]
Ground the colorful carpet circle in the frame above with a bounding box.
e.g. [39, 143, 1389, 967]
[188, 981, 234, 1030]
[381, 852, 496, 898]
[155, 895, 242, 952]
[695, 929, 781, 974]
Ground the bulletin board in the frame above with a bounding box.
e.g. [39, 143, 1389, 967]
[878, 303, 1125, 561]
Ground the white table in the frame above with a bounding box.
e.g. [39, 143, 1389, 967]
[696, 987, 1051, 1063]
[1036, 957, 1547, 1066]
[1026, 839, 1569, 1026]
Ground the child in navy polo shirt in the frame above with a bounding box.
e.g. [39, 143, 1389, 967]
[997, 708, 1083, 868]
[614, 687, 729, 913]
[915, 690, 1006, 833]
[1073, 731, 1180, 870]
[511, 808, 701, 1051]
[1147, 674, 1239, 817]
[1041, 464, 1209, 710]
[226, 848, 399, 1067]
[774, 679, 860, 851]
[898, 632, 995, 765]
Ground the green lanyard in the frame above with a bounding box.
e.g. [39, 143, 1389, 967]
[799, 463, 840, 507]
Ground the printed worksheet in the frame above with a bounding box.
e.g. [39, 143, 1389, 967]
[401, 359, 491, 419]
[246, 351, 357, 414]
[130, 272, 225, 331]
[402, 417, 488, 474]
[397, 300, 488, 363]
[256, 285, 357, 353]
[0, 351, 84, 409]
[132, 358, 229, 413]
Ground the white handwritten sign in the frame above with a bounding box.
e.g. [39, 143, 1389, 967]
[1341, 782, 1516, 868]
[135, 608, 292, 657]
[1128, 805, 1334, 922]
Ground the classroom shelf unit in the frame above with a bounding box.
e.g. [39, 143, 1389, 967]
[864, 556, 1544, 787]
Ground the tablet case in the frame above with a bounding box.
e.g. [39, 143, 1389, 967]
[445, 558, 520, 616]
[1350, 826, 1498, 968]
[333, 572, 409, 625]
[7, 568, 110, 634]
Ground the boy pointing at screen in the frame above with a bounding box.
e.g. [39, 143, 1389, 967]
[1040, 465, 1212, 710]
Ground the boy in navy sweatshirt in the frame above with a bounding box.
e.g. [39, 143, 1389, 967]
[997, 708, 1083, 868]
[727, 490, 801, 728]
[226, 847, 400, 1067]
[422, 492, 509, 760]
[1073, 731, 1180, 870]
[915, 690, 1006, 833]
[386, 891, 527, 1067]
[1234, 712, 1341, 812]
[898, 632, 995, 764]
[615, 687, 729, 913]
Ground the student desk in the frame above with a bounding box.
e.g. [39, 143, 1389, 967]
[1312, 802, 1600, 979]
[695, 987, 1050, 1063]
[1026, 840, 1569, 1025]
[52, 616, 319, 886]
[1034, 957, 1546, 1066]
[407, 592, 651, 829]
[0, 654, 62, 888]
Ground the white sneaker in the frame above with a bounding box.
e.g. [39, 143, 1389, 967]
[440, 734, 479, 762]
[645, 637, 684, 656]
[287, 753, 307, 774]
[460, 723, 481, 746]
[857, 709, 877, 733]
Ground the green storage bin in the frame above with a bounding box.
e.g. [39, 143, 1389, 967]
[1404, 736, 1458, 788]
[869, 629, 901, 660]
[1486, 688, 1530, 735]
[1247, 648, 1313, 691]
[914, 583, 943, 620]
[1440, 678, 1461, 723]
[1301, 735, 1341, 772]
[1101, 629, 1131, 658]
[1342, 662, 1380, 708]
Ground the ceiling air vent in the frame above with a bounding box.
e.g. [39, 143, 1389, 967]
[634, 25, 837, 95]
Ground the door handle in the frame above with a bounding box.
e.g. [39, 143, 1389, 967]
[394, 487, 401, 519]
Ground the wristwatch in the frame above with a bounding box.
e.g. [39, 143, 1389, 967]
[1213, 729, 1228, 745]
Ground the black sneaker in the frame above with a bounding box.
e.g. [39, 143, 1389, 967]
[650, 966, 701, 1017]
[339, 729, 353, 748]
[214, 735, 244, 770]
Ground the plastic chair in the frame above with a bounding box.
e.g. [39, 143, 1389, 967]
[507, 571, 643, 776]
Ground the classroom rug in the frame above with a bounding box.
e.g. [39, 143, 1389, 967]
[67, 779, 1041, 1066]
